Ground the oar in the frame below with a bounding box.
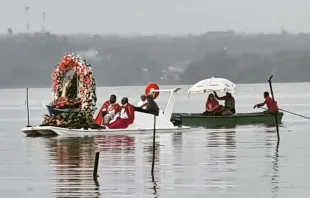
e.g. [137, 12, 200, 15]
[260, 107, 310, 120]
[268, 75, 280, 142]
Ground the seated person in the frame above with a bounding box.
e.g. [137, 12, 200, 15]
[202, 94, 224, 116]
[135, 94, 159, 116]
[136, 94, 148, 109]
[254, 91, 279, 113]
[94, 94, 121, 126]
[214, 92, 236, 115]
[107, 97, 135, 129]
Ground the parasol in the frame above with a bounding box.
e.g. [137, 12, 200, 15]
[188, 77, 237, 96]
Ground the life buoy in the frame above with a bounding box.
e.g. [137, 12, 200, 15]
[145, 82, 160, 99]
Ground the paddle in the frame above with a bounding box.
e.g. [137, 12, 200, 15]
[268, 75, 280, 142]
[260, 107, 310, 120]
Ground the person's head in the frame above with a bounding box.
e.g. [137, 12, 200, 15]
[146, 94, 153, 102]
[208, 94, 215, 101]
[141, 94, 147, 101]
[226, 92, 232, 97]
[264, 91, 269, 98]
[121, 97, 128, 105]
[110, 94, 116, 104]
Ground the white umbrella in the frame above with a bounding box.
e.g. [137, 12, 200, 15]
[188, 77, 237, 95]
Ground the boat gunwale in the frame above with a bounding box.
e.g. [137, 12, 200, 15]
[172, 112, 284, 119]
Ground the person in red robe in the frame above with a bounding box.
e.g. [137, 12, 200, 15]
[107, 97, 135, 129]
[202, 93, 224, 116]
[254, 91, 279, 113]
[94, 94, 121, 126]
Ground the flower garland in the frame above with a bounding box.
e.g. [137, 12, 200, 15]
[51, 53, 97, 115]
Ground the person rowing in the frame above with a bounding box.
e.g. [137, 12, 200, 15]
[253, 91, 279, 113]
[214, 92, 236, 115]
[202, 93, 224, 116]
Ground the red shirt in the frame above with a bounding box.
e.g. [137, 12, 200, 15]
[264, 96, 279, 112]
[206, 99, 219, 111]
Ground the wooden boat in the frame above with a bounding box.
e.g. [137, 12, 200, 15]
[170, 112, 284, 128]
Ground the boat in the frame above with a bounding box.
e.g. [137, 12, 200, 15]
[171, 112, 284, 128]
[22, 87, 191, 136]
[170, 77, 284, 128]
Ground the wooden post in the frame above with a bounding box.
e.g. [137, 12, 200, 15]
[151, 114, 156, 176]
[93, 152, 100, 178]
[268, 75, 280, 142]
[26, 86, 30, 127]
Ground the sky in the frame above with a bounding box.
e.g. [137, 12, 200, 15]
[1, 0, 309, 35]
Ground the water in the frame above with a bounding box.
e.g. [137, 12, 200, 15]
[0, 83, 310, 197]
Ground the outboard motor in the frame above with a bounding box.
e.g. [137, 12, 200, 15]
[170, 115, 182, 127]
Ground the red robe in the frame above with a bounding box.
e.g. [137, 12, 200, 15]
[94, 100, 120, 125]
[107, 103, 135, 129]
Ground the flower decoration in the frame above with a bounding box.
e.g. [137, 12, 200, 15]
[51, 52, 97, 115]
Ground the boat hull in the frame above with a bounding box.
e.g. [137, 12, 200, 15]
[21, 126, 191, 137]
[171, 112, 284, 128]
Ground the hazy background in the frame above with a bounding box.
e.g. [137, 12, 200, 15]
[1, 0, 310, 88]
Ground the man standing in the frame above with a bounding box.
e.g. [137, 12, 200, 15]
[107, 97, 135, 129]
[94, 94, 120, 126]
[254, 91, 279, 112]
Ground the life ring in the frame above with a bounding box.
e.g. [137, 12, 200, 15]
[145, 82, 160, 99]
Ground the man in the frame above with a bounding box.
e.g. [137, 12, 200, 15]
[144, 94, 160, 116]
[107, 97, 135, 129]
[136, 94, 148, 109]
[94, 94, 120, 126]
[253, 91, 279, 112]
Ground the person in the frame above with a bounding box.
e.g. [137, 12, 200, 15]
[214, 92, 236, 115]
[253, 91, 279, 113]
[107, 97, 135, 129]
[145, 94, 160, 116]
[136, 94, 148, 109]
[94, 94, 121, 126]
[202, 93, 224, 116]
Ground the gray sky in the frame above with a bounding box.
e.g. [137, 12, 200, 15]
[2, 0, 309, 35]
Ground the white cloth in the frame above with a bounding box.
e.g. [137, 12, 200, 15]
[104, 111, 115, 124]
[136, 100, 148, 109]
[109, 105, 128, 124]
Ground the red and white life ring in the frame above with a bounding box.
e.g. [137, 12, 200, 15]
[145, 82, 160, 99]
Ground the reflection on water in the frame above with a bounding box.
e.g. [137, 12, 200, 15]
[207, 131, 236, 165]
[45, 137, 100, 198]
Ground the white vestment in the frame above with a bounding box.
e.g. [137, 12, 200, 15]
[136, 100, 148, 109]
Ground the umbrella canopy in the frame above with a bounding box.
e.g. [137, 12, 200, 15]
[188, 77, 237, 95]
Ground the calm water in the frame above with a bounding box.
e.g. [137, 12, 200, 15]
[1, 83, 310, 197]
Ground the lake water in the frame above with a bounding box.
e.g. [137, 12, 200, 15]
[0, 83, 310, 197]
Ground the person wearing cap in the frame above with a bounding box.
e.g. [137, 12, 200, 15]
[136, 94, 148, 109]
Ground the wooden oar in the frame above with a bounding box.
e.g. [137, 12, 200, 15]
[260, 107, 310, 120]
[268, 75, 280, 142]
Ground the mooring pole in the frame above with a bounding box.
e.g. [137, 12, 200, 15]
[268, 75, 280, 143]
[151, 114, 156, 176]
[26, 86, 30, 127]
[93, 152, 100, 179]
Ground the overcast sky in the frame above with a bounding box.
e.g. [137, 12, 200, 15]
[1, 0, 309, 35]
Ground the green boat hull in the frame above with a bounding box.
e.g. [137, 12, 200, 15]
[171, 112, 284, 128]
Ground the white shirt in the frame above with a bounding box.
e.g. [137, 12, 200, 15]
[136, 100, 148, 109]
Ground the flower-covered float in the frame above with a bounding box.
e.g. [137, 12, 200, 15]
[42, 52, 98, 129]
